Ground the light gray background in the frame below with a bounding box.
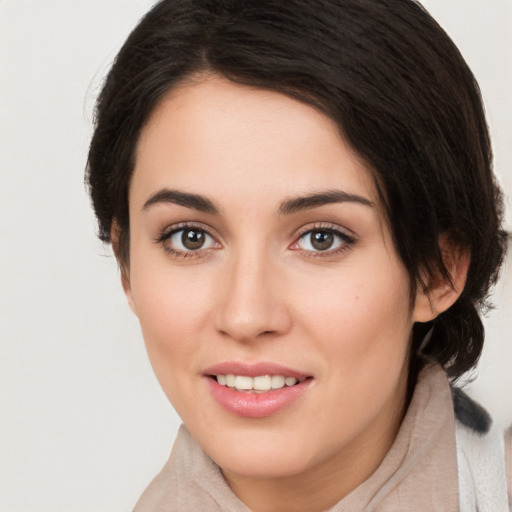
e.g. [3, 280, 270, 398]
[0, 1, 510, 511]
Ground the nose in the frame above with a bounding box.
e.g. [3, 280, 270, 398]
[214, 250, 292, 343]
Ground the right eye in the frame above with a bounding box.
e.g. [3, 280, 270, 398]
[170, 228, 215, 251]
[157, 224, 221, 258]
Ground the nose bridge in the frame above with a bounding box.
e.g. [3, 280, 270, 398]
[215, 242, 289, 342]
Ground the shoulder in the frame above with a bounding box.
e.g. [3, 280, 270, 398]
[450, 386, 510, 512]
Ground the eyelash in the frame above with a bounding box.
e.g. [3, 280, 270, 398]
[155, 222, 220, 260]
[155, 222, 356, 260]
[292, 223, 356, 259]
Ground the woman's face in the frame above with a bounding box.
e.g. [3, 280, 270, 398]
[125, 75, 426, 484]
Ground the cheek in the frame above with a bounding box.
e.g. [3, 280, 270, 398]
[294, 256, 413, 386]
[296, 268, 412, 438]
[128, 256, 216, 383]
[298, 259, 411, 338]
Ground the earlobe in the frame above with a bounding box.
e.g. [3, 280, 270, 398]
[412, 235, 470, 323]
[111, 220, 138, 317]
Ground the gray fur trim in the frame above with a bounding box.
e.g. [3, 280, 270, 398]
[451, 387, 492, 435]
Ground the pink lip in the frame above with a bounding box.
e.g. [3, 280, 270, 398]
[203, 361, 310, 379]
[203, 361, 313, 418]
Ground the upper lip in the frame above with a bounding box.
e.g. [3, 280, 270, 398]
[203, 361, 311, 379]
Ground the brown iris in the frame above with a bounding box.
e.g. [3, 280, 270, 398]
[182, 229, 206, 250]
[310, 231, 334, 251]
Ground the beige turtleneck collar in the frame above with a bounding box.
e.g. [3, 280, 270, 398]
[133, 364, 459, 511]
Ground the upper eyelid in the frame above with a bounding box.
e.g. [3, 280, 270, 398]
[156, 221, 220, 243]
[294, 222, 356, 240]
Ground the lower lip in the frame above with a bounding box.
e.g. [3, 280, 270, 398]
[205, 377, 312, 418]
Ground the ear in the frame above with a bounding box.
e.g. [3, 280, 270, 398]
[412, 234, 470, 323]
[111, 220, 138, 316]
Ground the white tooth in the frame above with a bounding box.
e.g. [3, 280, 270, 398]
[285, 377, 297, 387]
[226, 374, 236, 388]
[271, 375, 285, 389]
[235, 375, 253, 390]
[217, 375, 226, 386]
[253, 375, 272, 391]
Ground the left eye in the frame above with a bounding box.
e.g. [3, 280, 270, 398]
[168, 228, 216, 251]
[296, 229, 347, 252]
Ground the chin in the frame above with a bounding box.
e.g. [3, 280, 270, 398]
[201, 428, 321, 480]
[218, 452, 313, 480]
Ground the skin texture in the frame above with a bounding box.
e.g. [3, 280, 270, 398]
[119, 75, 465, 512]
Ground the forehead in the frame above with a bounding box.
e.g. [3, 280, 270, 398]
[131, 75, 380, 212]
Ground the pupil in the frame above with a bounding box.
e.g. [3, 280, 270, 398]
[182, 229, 205, 250]
[311, 231, 333, 251]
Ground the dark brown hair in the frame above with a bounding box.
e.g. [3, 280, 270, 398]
[86, 0, 507, 378]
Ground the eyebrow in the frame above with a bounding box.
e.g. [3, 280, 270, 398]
[142, 188, 373, 216]
[143, 189, 219, 214]
[278, 190, 374, 215]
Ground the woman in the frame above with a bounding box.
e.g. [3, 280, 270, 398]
[86, 0, 510, 510]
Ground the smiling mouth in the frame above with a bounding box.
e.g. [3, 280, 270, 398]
[211, 374, 310, 393]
